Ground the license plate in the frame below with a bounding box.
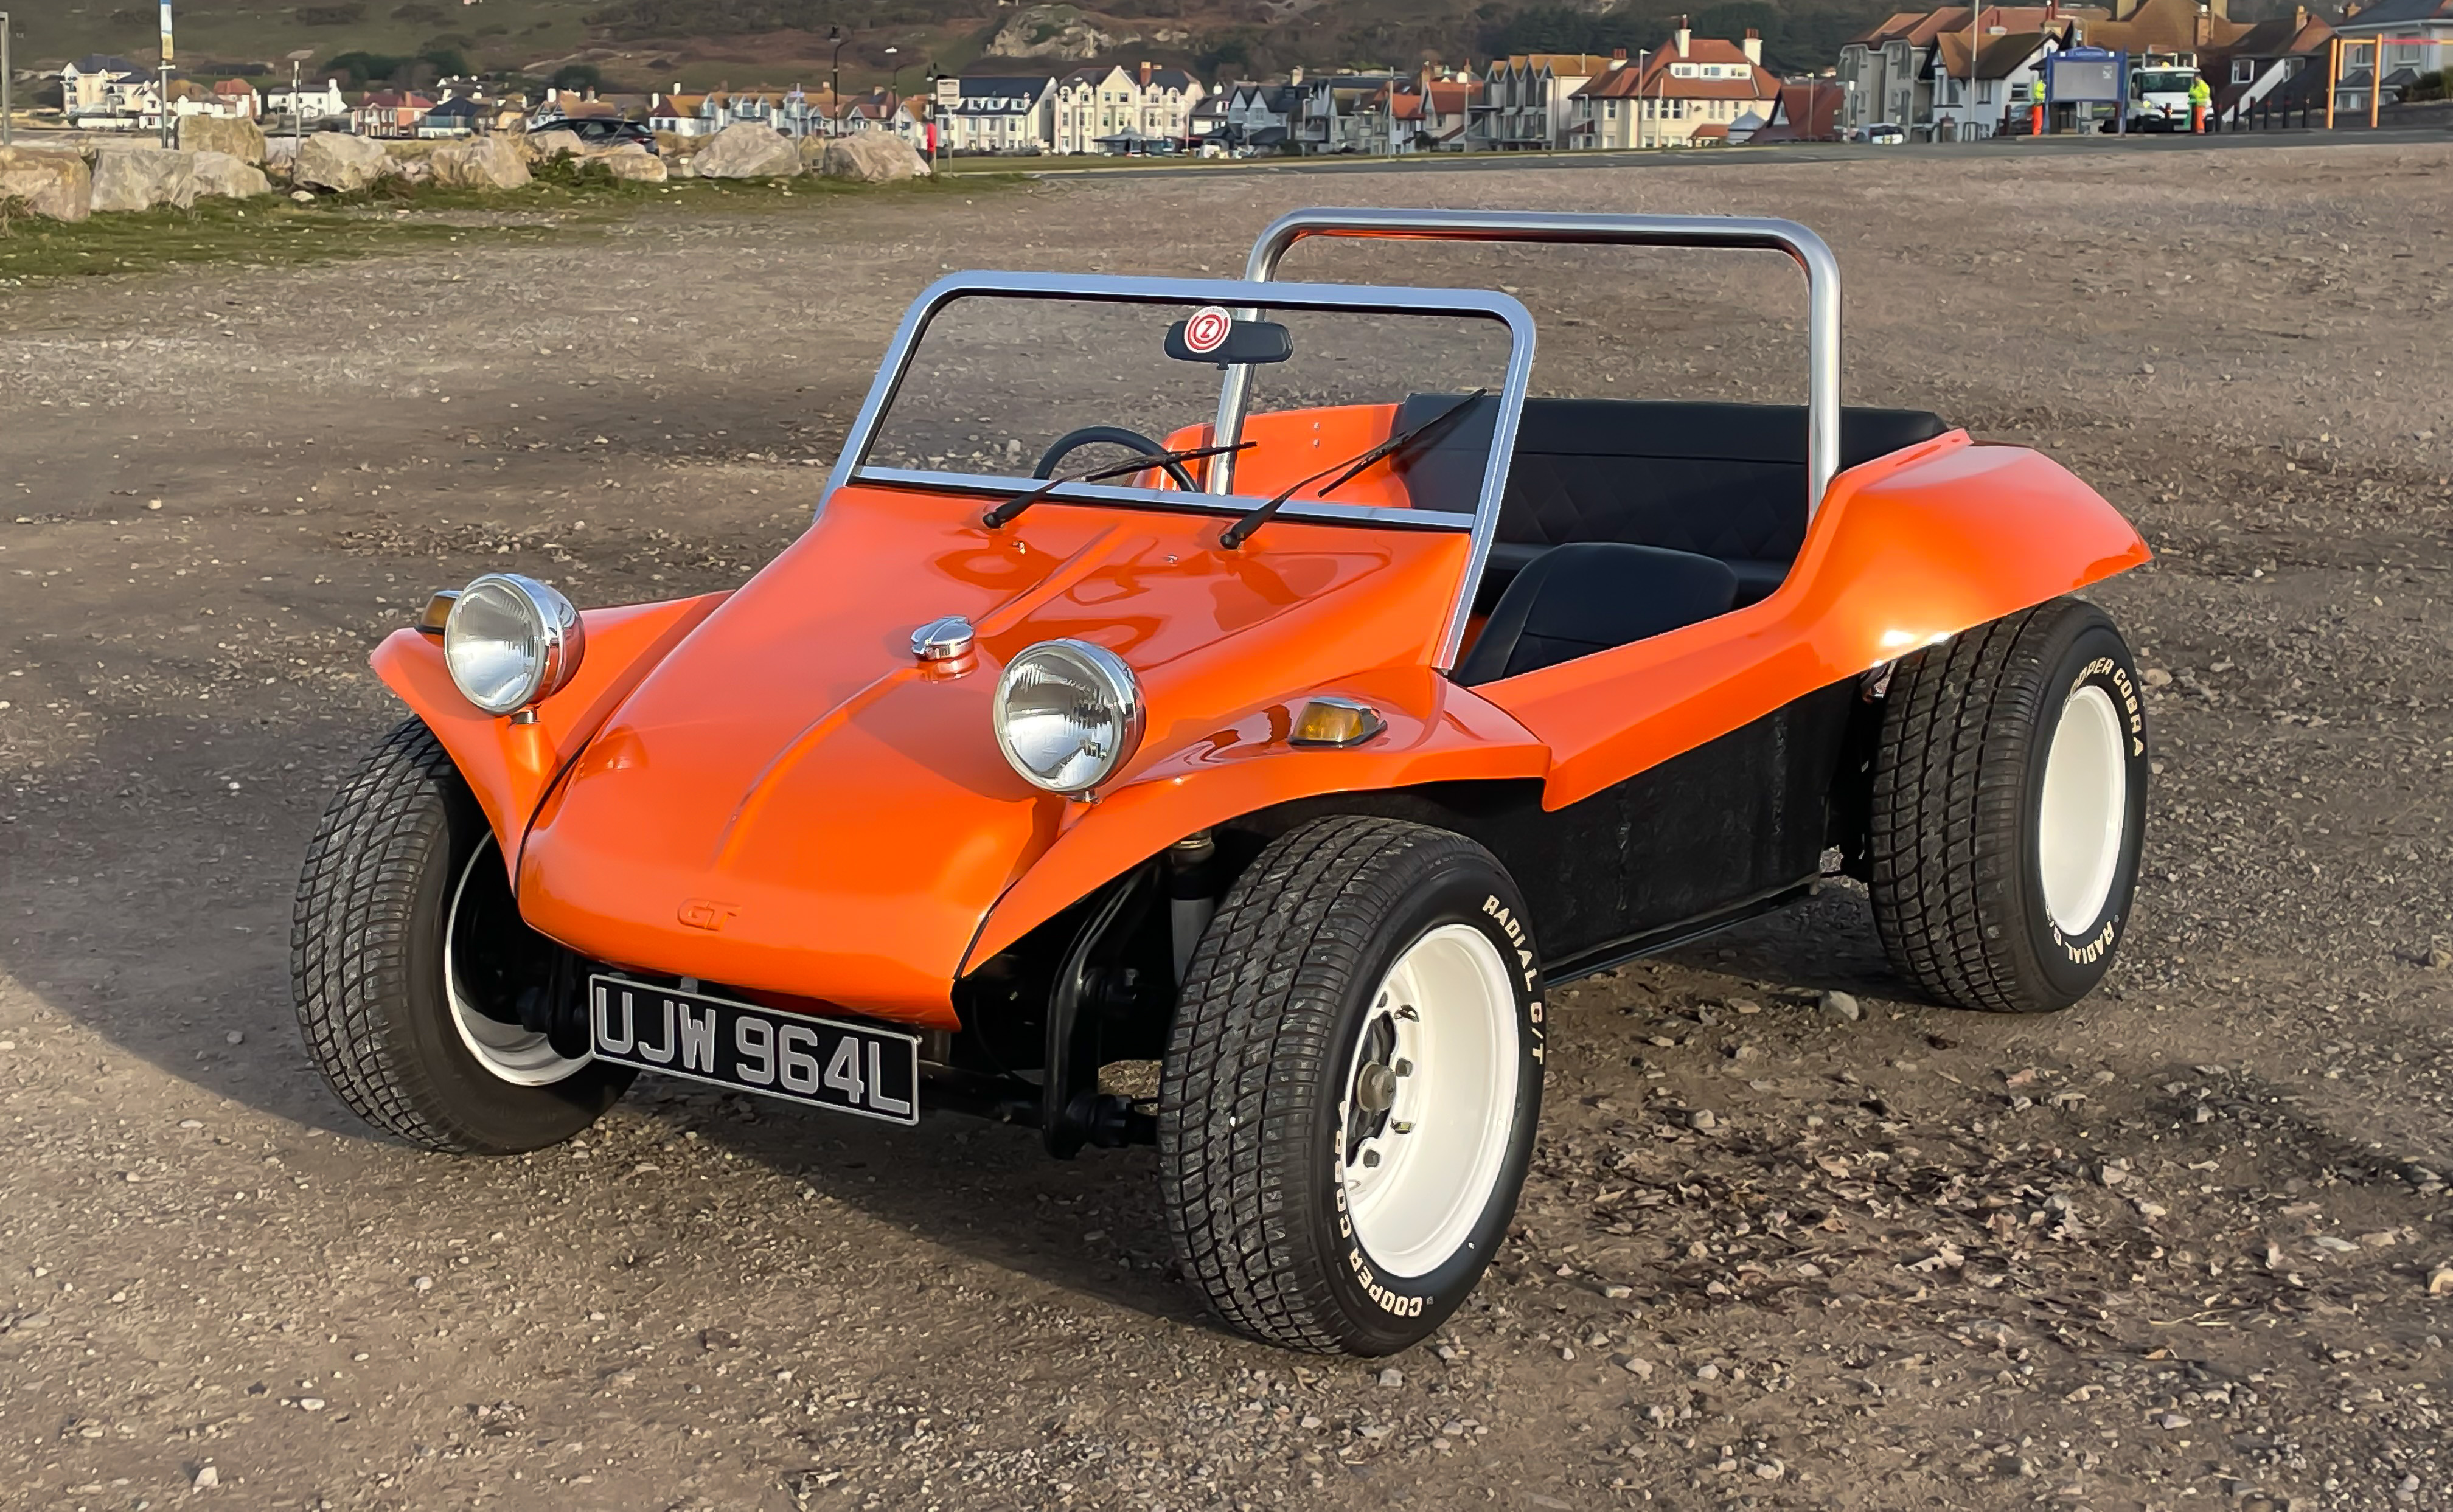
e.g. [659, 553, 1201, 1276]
[587, 976, 920, 1126]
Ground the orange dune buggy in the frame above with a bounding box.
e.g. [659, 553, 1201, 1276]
[293, 209, 2151, 1356]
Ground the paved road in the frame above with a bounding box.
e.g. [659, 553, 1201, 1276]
[990, 124, 2451, 182]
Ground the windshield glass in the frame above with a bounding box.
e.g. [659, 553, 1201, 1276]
[853, 290, 1515, 524]
[2136, 69, 2195, 93]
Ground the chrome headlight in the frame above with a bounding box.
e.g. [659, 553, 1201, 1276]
[992, 639, 1144, 794]
[442, 573, 585, 716]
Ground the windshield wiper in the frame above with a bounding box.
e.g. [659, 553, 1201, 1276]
[1217, 389, 1490, 551]
[981, 440, 1253, 529]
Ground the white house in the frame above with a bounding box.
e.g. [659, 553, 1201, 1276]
[1475, 52, 1615, 148]
[1220, 80, 1302, 150]
[1296, 72, 1409, 154]
[265, 79, 350, 123]
[60, 55, 155, 129]
[933, 73, 1056, 153]
[649, 91, 712, 136]
[1051, 62, 1205, 153]
[2330, 0, 2452, 99]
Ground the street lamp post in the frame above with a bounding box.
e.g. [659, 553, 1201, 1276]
[829, 25, 843, 134]
[885, 45, 902, 99]
[2, 12, 13, 150]
[158, 0, 173, 147]
[287, 48, 313, 158]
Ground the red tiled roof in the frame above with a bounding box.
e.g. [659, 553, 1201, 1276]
[1933, 29, 2051, 78]
[1693, 120, 1730, 139]
[1579, 42, 1778, 102]
[1752, 80, 1846, 140]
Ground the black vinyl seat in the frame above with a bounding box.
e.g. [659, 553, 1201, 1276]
[1391, 394, 1950, 608]
[1455, 543, 1739, 687]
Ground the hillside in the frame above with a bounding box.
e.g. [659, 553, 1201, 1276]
[17, 0, 1961, 89]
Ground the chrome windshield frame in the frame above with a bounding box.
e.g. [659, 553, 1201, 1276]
[823, 269, 1537, 671]
[1219, 208, 1844, 519]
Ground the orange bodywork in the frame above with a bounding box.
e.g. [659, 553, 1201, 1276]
[372, 418, 2145, 1033]
[1475, 431, 2150, 808]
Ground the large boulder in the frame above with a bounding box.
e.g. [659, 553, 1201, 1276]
[294, 131, 389, 193]
[596, 147, 668, 183]
[692, 121, 801, 178]
[430, 135, 532, 189]
[178, 114, 267, 165]
[190, 150, 273, 199]
[0, 146, 92, 222]
[524, 128, 582, 162]
[89, 147, 200, 213]
[818, 131, 931, 183]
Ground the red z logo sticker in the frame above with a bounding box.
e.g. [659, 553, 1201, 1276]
[1183, 306, 1232, 356]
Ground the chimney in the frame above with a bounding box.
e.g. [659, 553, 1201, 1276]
[1675, 16, 1693, 57]
[1290, 66, 1304, 86]
[1139, 60, 1153, 88]
[1613, 46, 1628, 63]
[1743, 28, 1762, 64]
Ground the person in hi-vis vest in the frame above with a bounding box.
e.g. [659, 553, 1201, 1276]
[2188, 74, 2212, 133]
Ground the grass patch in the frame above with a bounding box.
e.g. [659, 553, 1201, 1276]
[0, 157, 1012, 286]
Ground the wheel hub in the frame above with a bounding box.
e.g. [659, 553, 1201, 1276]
[1354, 1060, 1398, 1114]
[1337, 924, 1521, 1280]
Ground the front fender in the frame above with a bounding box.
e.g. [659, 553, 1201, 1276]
[962, 665, 1549, 970]
[370, 593, 729, 881]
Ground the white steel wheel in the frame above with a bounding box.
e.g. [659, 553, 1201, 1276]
[1865, 597, 2149, 1014]
[445, 837, 591, 1087]
[1339, 924, 1521, 1280]
[2036, 684, 2128, 936]
[1159, 815, 1543, 1354]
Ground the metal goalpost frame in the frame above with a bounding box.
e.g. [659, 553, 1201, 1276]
[1214, 207, 1845, 521]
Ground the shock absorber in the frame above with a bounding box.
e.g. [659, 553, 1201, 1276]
[1166, 830, 1218, 983]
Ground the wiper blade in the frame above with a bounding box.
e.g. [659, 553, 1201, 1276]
[981, 440, 1253, 529]
[1217, 389, 1489, 551]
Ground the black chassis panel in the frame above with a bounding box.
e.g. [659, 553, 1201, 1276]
[1229, 679, 1862, 982]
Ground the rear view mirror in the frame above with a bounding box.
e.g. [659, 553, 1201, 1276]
[1166, 307, 1293, 367]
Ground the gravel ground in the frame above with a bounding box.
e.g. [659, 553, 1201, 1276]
[1, 142, 2449, 1512]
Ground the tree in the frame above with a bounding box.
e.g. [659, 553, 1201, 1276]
[551, 63, 605, 93]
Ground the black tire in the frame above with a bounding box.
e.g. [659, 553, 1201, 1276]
[291, 718, 630, 1153]
[1159, 816, 1545, 1355]
[1867, 597, 2150, 1013]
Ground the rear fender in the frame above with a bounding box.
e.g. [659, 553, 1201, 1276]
[1478, 434, 2151, 808]
[370, 594, 729, 883]
[961, 664, 1548, 971]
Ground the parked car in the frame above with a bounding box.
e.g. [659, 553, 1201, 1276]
[293, 207, 2152, 1357]
[532, 116, 659, 154]
[1867, 122, 1907, 144]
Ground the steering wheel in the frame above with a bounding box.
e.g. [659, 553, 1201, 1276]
[1034, 426, 1202, 493]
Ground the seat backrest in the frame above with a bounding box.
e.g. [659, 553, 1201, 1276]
[1390, 395, 1949, 563]
[1455, 541, 1739, 686]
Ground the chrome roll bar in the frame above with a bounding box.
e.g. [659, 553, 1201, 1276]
[1210, 208, 1844, 518]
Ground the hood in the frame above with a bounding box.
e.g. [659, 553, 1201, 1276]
[517, 482, 1470, 1027]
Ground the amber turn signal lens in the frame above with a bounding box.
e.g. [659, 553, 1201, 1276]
[1289, 696, 1386, 748]
[416, 590, 459, 637]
